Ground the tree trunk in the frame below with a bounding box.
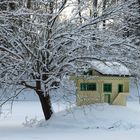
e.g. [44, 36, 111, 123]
[78, 0, 82, 23]
[36, 81, 53, 120]
[27, 0, 31, 9]
[138, 0, 140, 5]
[38, 93, 53, 120]
[93, 0, 98, 17]
[103, 0, 107, 27]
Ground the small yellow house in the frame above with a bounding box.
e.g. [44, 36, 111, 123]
[72, 61, 130, 106]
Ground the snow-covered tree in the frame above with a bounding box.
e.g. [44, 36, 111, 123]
[0, 0, 81, 120]
[107, 0, 140, 76]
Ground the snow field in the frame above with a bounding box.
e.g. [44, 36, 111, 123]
[0, 101, 140, 140]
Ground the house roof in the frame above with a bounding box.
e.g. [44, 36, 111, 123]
[90, 61, 130, 76]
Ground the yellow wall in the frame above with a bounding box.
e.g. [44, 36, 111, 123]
[75, 76, 129, 106]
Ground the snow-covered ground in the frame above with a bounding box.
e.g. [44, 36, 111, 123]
[0, 79, 140, 140]
[0, 100, 140, 140]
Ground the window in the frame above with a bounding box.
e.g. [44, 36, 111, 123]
[80, 83, 87, 91]
[80, 83, 96, 91]
[118, 84, 123, 93]
[87, 83, 96, 90]
[104, 83, 112, 92]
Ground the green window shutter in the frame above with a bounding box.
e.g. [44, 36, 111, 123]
[104, 83, 112, 92]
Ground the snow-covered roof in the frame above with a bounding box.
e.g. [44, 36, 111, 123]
[91, 61, 130, 76]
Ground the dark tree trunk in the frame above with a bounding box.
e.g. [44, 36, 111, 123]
[103, 0, 107, 27]
[38, 93, 53, 120]
[78, 0, 82, 23]
[36, 81, 53, 120]
[9, 2, 16, 11]
[138, 0, 140, 5]
[93, 0, 98, 17]
[27, 0, 31, 9]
